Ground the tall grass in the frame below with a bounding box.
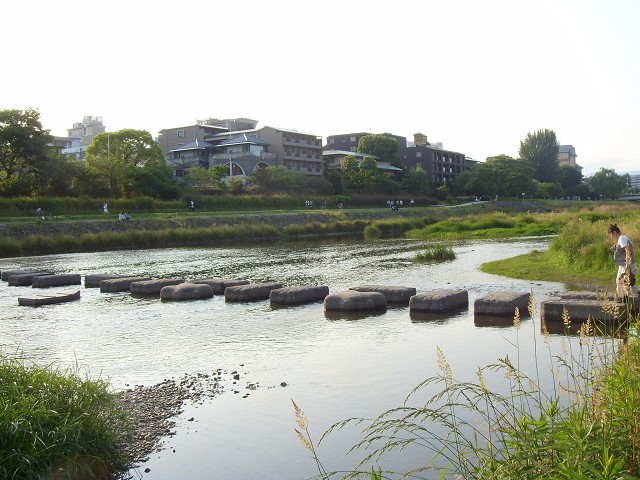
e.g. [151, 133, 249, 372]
[294, 296, 640, 479]
[0, 355, 131, 479]
[414, 244, 456, 262]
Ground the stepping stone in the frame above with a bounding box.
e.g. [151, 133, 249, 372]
[161, 282, 214, 302]
[541, 297, 631, 323]
[350, 285, 417, 305]
[8, 272, 55, 286]
[192, 278, 250, 294]
[409, 289, 468, 313]
[225, 282, 284, 302]
[100, 276, 151, 293]
[32, 274, 82, 288]
[474, 291, 530, 317]
[18, 290, 80, 306]
[131, 278, 185, 297]
[2, 270, 36, 282]
[85, 274, 129, 288]
[270, 285, 329, 306]
[324, 290, 387, 312]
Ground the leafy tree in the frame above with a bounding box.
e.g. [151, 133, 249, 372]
[588, 168, 629, 199]
[247, 166, 306, 194]
[185, 166, 213, 188]
[403, 167, 429, 195]
[38, 151, 87, 197]
[0, 108, 52, 195]
[459, 154, 536, 198]
[557, 165, 583, 191]
[130, 162, 181, 199]
[227, 177, 245, 195]
[518, 129, 560, 183]
[359, 156, 379, 192]
[85, 129, 164, 197]
[340, 156, 361, 192]
[537, 182, 563, 199]
[357, 134, 401, 168]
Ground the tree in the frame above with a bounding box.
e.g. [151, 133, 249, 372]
[588, 168, 629, 199]
[0, 108, 52, 195]
[459, 155, 536, 198]
[130, 162, 181, 199]
[85, 129, 164, 197]
[557, 165, 583, 193]
[518, 129, 560, 183]
[357, 134, 401, 168]
[403, 167, 429, 195]
[247, 166, 306, 194]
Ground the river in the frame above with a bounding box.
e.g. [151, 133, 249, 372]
[0, 237, 569, 479]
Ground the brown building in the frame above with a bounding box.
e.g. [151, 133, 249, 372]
[158, 118, 323, 179]
[324, 131, 468, 186]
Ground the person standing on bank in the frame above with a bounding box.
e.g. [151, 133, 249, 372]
[608, 224, 640, 297]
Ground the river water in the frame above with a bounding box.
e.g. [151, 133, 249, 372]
[0, 237, 570, 479]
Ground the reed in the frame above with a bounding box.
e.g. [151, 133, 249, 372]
[294, 296, 640, 479]
[0, 354, 131, 479]
[414, 244, 456, 262]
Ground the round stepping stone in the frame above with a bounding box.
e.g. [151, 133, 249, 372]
[324, 290, 387, 312]
[161, 282, 214, 302]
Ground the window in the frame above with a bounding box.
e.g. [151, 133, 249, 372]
[350, 136, 356, 142]
[350, 146, 356, 152]
[416, 151, 422, 158]
[177, 130, 185, 138]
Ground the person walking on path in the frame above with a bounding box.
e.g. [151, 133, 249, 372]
[608, 223, 640, 298]
[103, 201, 109, 214]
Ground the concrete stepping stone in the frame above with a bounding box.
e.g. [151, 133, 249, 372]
[160, 282, 214, 302]
[409, 289, 468, 313]
[32, 273, 82, 288]
[541, 297, 633, 323]
[324, 290, 387, 312]
[474, 291, 530, 317]
[192, 278, 250, 294]
[131, 278, 185, 297]
[350, 285, 417, 305]
[2, 270, 37, 282]
[270, 285, 329, 306]
[100, 276, 151, 293]
[18, 289, 80, 306]
[225, 282, 284, 302]
[85, 274, 129, 288]
[8, 272, 55, 286]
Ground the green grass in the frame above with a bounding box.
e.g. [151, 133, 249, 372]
[414, 244, 456, 262]
[0, 355, 131, 479]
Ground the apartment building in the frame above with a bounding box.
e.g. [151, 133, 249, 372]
[558, 145, 579, 168]
[60, 116, 106, 160]
[158, 118, 323, 178]
[324, 131, 468, 185]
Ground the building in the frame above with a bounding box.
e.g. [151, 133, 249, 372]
[60, 116, 106, 160]
[322, 150, 402, 174]
[558, 145, 579, 168]
[324, 131, 468, 185]
[158, 118, 323, 179]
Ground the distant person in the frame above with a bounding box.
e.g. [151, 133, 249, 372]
[103, 201, 108, 214]
[189, 200, 195, 212]
[410, 199, 414, 207]
[608, 223, 640, 298]
[35, 207, 44, 220]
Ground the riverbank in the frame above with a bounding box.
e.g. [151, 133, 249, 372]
[0, 200, 547, 258]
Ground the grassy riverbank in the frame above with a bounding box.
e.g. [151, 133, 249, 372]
[0, 356, 131, 479]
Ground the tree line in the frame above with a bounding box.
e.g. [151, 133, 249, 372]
[0, 108, 631, 201]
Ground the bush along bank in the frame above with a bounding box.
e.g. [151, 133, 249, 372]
[0, 355, 132, 479]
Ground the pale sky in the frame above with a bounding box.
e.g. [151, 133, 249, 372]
[3, 0, 639, 176]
